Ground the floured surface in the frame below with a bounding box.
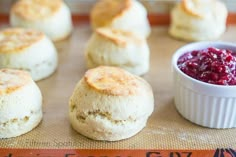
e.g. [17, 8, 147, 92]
[0, 24, 236, 149]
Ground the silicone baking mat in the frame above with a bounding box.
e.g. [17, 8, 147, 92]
[0, 24, 236, 156]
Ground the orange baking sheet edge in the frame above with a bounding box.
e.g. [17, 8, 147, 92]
[1, 148, 236, 157]
[0, 13, 236, 25]
[147, 13, 236, 25]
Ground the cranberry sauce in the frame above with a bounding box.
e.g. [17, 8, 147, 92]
[177, 47, 236, 85]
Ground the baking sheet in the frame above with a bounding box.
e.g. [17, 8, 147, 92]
[0, 24, 236, 149]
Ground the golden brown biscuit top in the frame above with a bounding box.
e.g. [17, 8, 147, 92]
[96, 28, 143, 47]
[0, 28, 44, 53]
[181, 0, 217, 18]
[11, 0, 62, 20]
[85, 66, 139, 96]
[91, 0, 132, 27]
[0, 69, 31, 95]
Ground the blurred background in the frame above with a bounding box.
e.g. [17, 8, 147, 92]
[0, 0, 235, 14]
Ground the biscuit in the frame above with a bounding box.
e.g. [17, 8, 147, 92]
[0, 28, 58, 81]
[91, 0, 151, 38]
[86, 28, 150, 75]
[69, 66, 154, 141]
[0, 69, 42, 138]
[169, 0, 228, 41]
[10, 0, 73, 41]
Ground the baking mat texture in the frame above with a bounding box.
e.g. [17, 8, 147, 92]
[0, 25, 236, 149]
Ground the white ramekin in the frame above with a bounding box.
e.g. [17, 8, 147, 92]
[172, 41, 236, 129]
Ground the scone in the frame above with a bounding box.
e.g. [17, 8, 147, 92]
[10, 0, 73, 42]
[86, 28, 150, 76]
[0, 28, 58, 81]
[90, 0, 151, 38]
[169, 0, 228, 41]
[69, 66, 154, 141]
[0, 69, 42, 138]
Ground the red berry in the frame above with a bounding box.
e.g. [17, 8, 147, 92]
[178, 47, 236, 85]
